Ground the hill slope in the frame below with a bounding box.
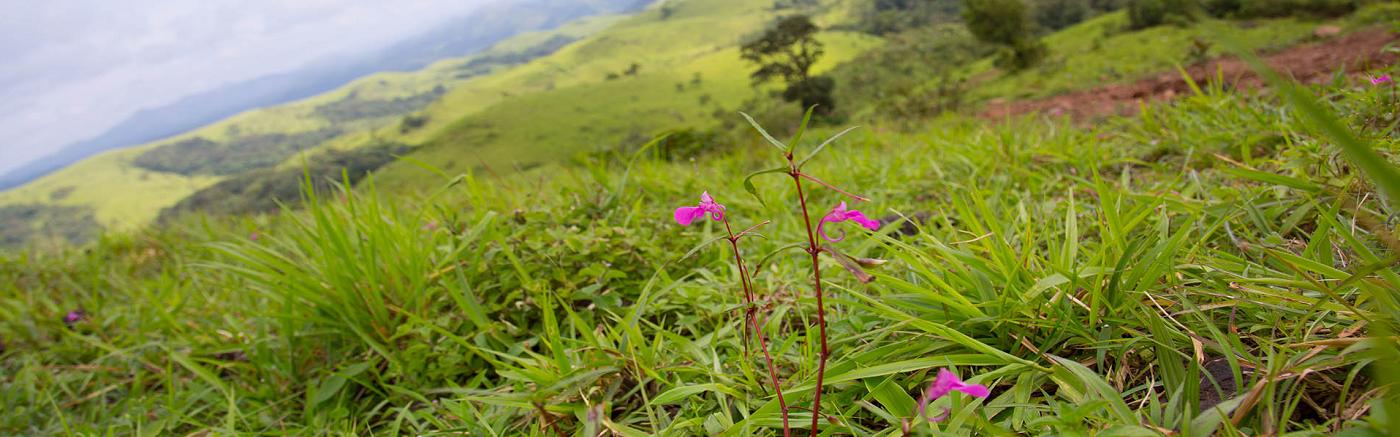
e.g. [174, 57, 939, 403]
[0, 6, 635, 236]
[0, 0, 880, 245]
[0, 0, 652, 191]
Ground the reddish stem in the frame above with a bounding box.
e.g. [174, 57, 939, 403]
[723, 218, 791, 437]
[788, 163, 829, 437]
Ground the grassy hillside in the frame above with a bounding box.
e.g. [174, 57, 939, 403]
[3, 2, 1400, 433]
[3, 67, 1398, 434]
[369, 0, 880, 189]
[0, 0, 881, 247]
[0, 13, 626, 232]
[960, 9, 1393, 102]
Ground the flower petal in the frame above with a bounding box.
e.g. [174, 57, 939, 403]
[925, 369, 989, 401]
[846, 210, 881, 230]
[674, 206, 706, 226]
[817, 222, 846, 242]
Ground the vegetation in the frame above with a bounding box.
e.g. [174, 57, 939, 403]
[312, 87, 447, 123]
[4, 72, 1400, 433]
[964, 0, 1047, 70]
[742, 15, 836, 114]
[1126, 0, 1360, 29]
[131, 129, 343, 176]
[0, 204, 99, 248]
[156, 143, 408, 221]
[3, 0, 1400, 434]
[853, 0, 963, 35]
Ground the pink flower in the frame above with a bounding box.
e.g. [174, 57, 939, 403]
[1372, 74, 1392, 85]
[63, 309, 87, 327]
[674, 191, 726, 225]
[817, 201, 880, 242]
[916, 369, 990, 422]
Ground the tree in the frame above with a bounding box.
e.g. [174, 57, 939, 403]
[964, 0, 1045, 70]
[1031, 0, 1091, 30]
[741, 15, 836, 113]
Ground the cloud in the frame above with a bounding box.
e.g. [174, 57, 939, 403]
[0, 0, 493, 173]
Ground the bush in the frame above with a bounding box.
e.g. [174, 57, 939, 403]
[998, 38, 1049, 70]
[1031, 0, 1092, 30]
[650, 128, 724, 161]
[1232, 0, 1355, 18]
[965, 0, 1046, 70]
[782, 76, 836, 114]
[399, 114, 429, 133]
[1128, 0, 1354, 29]
[857, 0, 963, 35]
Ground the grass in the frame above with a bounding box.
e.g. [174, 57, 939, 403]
[953, 8, 1389, 103]
[3, 70, 1398, 434]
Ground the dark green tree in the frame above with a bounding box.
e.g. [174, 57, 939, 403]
[963, 0, 1046, 70]
[741, 15, 836, 113]
[1031, 0, 1091, 30]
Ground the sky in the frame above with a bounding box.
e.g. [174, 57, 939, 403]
[0, 0, 493, 175]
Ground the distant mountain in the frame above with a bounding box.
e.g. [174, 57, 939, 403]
[0, 0, 653, 191]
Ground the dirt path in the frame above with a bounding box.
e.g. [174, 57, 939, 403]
[980, 28, 1399, 121]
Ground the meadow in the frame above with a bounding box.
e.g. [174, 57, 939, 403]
[4, 64, 1400, 434]
[4, 0, 1400, 435]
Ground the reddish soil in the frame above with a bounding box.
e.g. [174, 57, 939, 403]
[980, 28, 1399, 121]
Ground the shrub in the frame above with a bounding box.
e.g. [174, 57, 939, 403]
[964, 0, 1046, 70]
[649, 128, 723, 161]
[132, 128, 343, 176]
[1032, 0, 1093, 30]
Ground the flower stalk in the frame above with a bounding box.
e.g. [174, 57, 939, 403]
[675, 192, 789, 435]
[722, 217, 790, 437]
[784, 151, 832, 437]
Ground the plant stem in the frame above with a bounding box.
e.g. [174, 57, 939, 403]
[787, 160, 829, 437]
[723, 218, 790, 437]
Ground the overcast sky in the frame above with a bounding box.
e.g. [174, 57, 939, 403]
[0, 0, 494, 175]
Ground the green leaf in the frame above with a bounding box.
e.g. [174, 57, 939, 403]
[311, 375, 349, 407]
[739, 112, 788, 152]
[797, 126, 860, 168]
[1220, 166, 1322, 192]
[650, 383, 741, 405]
[1048, 355, 1136, 424]
[788, 105, 817, 153]
[742, 166, 789, 206]
[865, 376, 916, 421]
[1188, 396, 1244, 437]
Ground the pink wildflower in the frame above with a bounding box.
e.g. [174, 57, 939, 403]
[673, 191, 726, 225]
[1371, 74, 1392, 85]
[916, 369, 990, 422]
[816, 201, 880, 242]
[63, 309, 87, 327]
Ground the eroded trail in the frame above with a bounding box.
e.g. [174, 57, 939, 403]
[981, 28, 1398, 120]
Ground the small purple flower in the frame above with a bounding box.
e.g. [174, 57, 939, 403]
[1371, 74, 1393, 86]
[916, 369, 990, 422]
[63, 309, 87, 327]
[674, 191, 726, 226]
[817, 201, 880, 242]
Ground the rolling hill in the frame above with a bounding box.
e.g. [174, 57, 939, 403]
[0, 0, 652, 192]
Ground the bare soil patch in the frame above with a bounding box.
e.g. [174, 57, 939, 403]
[980, 28, 1398, 120]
